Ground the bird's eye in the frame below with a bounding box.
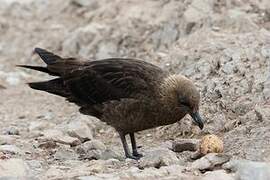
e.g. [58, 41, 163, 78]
[181, 102, 190, 107]
[178, 98, 190, 107]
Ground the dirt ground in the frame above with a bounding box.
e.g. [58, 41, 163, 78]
[0, 0, 270, 179]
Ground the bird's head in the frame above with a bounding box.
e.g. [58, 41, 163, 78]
[160, 74, 204, 129]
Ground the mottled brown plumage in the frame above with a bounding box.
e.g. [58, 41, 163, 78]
[19, 48, 204, 159]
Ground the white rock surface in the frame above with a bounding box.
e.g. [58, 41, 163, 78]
[0, 158, 30, 177]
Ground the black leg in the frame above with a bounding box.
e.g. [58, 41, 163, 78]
[119, 132, 139, 160]
[129, 133, 143, 158]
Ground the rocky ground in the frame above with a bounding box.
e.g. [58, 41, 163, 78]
[0, 0, 270, 179]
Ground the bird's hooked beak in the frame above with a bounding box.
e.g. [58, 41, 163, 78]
[190, 111, 204, 130]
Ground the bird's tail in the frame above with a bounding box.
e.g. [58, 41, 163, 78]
[18, 47, 81, 76]
[28, 78, 69, 97]
[17, 48, 78, 96]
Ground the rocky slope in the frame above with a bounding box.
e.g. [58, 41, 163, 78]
[0, 0, 270, 179]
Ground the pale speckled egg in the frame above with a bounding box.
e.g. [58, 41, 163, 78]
[199, 134, 224, 155]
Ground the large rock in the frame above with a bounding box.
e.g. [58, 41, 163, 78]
[0, 158, 30, 177]
[138, 148, 182, 169]
[223, 159, 270, 180]
[189, 153, 231, 170]
[41, 129, 81, 146]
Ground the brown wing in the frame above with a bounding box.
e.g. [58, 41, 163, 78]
[63, 58, 167, 106]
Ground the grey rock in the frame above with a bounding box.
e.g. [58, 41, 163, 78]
[4, 126, 19, 135]
[223, 159, 270, 180]
[172, 139, 199, 152]
[76, 140, 121, 160]
[202, 170, 234, 180]
[67, 119, 94, 142]
[76, 140, 105, 160]
[41, 129, 81, 146]
[189, 153, 231, 170]
[54, 146, 79, 161]
[37, 140, 58, 149]
[139, 148, 182, 169]
[0, 145, 22, 155]
[71, 0, 99, 9]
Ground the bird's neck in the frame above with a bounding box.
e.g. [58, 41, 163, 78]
[158, 74, 183, 108]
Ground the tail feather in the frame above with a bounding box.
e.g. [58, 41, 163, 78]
[18, 47, 83, 76]
[17, 65, 59, 76]
[34, 48, 62, 65]
[28, 78, 69, 97]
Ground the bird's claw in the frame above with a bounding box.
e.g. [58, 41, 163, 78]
[126, 152, 143, 160]
[126, 154, 141, 160]
[133, 152, 143, 158]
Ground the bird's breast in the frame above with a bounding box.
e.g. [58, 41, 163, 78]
[100, 100, 187, 133]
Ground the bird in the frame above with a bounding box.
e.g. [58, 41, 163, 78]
[19, 48, 204, 160]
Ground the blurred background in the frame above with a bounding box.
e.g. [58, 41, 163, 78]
[0, 0, 270, 179]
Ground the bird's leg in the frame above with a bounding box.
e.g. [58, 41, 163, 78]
[119, 132, 139, 160]
[129, 133, 143, 158]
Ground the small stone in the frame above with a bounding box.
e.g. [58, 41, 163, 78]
[0, 84, 6, 89]
[38, 140, 58, 149]
[71, 0, 99, 9]
[172, 139, 199, 152]
[4, 126, 20, 135]
[189, 153, 231, 170]
[139, 148, 181, 169]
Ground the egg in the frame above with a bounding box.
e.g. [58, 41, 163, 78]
[199, 134, 224, 155]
